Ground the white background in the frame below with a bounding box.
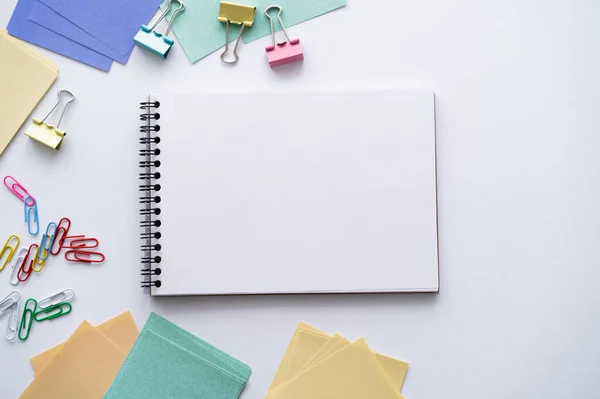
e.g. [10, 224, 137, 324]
[0, 0, 599, 398]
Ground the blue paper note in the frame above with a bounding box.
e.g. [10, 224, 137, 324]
[40, 0, 162, 57]
[7, 0, 112, 71]
[28, 2, 133, 64]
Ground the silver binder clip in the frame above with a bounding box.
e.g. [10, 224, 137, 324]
[24, 89, 75, 150]
[134, 0, 185, 59]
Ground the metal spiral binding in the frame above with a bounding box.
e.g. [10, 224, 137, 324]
[139, 99, 162, 290]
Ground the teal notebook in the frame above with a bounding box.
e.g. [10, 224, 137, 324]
[103, 313, 251, 399]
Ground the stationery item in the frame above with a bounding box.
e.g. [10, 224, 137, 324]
[34, 302, 72, 321]
[65, 250, 105, 263]
[5, 302, 19, 340]
[160, 0, 344, 63]
[38, 289, 75, 309]
[0, 235, 21, 271]
[104, 312, 251, 399]
[264, 5, 303, 67]
[28, 2, 133, 64]
[25, 89, 75, 150]
[24, 197, 40, 236]
[218, 2, 256, 64]
[31, 311, 139, 375]
[39, 0, 163, 57]
[0, 291, 21, 316]
[19, 298, 37, 341]
[0, 30, 57, 156]
[50, 217, 71, 255]
[4, 176, 35, 206]
[9, 248, 28, 285]
[6, 0, 112, 71]
[38, 222, 57, 260]
[61, 236, 99, 249]
[134, 0, 185, 59]
[19, 321, 128, 399]
[17, 244, 37, 283]
[267, 339, 405, 399]
[138, 89, 439, 295]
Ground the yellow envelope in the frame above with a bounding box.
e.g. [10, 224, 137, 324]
[19, 321, 127, 399]
[267, 339, 404, 399]
[30, 311, 138, 375]
[0, 29, 57, 156]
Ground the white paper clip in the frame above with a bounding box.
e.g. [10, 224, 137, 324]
[38, 289, 75, 309]
[134, 0, 185, 59]
[5, 303, 19, 340]
[25, 89, 75, 150]
[9, 248, 28, 286]
[0, 291, 21, 317]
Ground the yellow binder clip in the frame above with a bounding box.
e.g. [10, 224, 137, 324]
[218, 1, 256, 64]
[25, 89, 75, 150]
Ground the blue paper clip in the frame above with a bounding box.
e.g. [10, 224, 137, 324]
[38, 222, 57, 261]
[24, 196, 39, 236]
[134, 0, 185, 59]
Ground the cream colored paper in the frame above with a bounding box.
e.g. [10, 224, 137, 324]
[267, 339, 404, 399]
[0, 29, 57, 156]
[30, 311, 138, 375]
[19, 321, 127, 399]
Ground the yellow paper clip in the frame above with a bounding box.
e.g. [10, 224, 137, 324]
[218, 1, 256, 64]
[25, 89, 75, 150]
[0, 235, 20, 272]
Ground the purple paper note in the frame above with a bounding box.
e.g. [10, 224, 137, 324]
[28, 2, 133, 64]
[40, 0, 161, 57]
[7, 0, 112, 72]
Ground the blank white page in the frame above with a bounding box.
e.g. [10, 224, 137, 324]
[151, 89, 438, 296]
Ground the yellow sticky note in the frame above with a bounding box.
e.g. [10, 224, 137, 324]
[267, 338, 404, 399]
[0, 30, 57, 156]
[30, 311, 138, 375]
[19, 321, 127, 399]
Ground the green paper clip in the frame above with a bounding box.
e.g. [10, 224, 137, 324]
[34, 302, 72, 322]
[18, 299, 37, 341]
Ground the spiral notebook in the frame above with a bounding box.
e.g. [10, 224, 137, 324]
[139, 89, 439, 296]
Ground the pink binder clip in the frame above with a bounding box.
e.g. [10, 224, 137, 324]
[264, 6, 303, 68]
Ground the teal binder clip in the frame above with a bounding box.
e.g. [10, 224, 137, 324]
[134, 0, 185, 59]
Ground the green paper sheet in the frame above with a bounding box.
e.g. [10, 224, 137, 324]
[103, 313, 251, 399]
[103, 331, 247, 399]
[162, 0, 346, 63]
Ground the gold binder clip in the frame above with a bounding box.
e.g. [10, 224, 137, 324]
[25, 89, 75, 150]
[218, 1, 256, 64]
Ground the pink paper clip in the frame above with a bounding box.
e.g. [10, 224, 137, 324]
[4, 176, 34, 206]
[264, 6, 303, 68]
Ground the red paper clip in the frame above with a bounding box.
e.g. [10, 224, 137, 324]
[61, 235, 99, 249]
[17, 244, 38, 282]
[65, 250, 105, 264]
[50, 218, 72, 256]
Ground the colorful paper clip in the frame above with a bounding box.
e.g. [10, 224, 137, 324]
[37, 222, 57, 261]
[264, 5, 303, 68]
[34, 302, 72, 322]
[17, 244, 37, 282]
[0, 291, 20, 317]
[24, 89, 75, 150]
[0, 235, 20, 272]
[65, 250, 105, 264]
[218, 1, 256, 64]
[38, 289, 75, 310]
[4, 176, 34, 206]
[50, 218, 71, 256]
[9, 248, 28, 285]
[134, 0, 185, 59]
[60, 235, 99, 249]
[5, 302, 19, 340]
[24, 196, 39, 236]
[18, 298, 36, 341]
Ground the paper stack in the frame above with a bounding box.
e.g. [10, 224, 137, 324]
[266, 322, 409, 399]
[0, 29, 57, 157]
[6, 0, 162, 71]
[103, 312, 252, 399]
[20, 311, 139, 398]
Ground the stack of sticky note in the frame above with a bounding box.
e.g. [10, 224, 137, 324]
[20, 311, 139, 398]
[0, 29, 57, 157]
[104, 312, 252, 399]
[6, 0, 162, 71]
[266, 322, 410, 399]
